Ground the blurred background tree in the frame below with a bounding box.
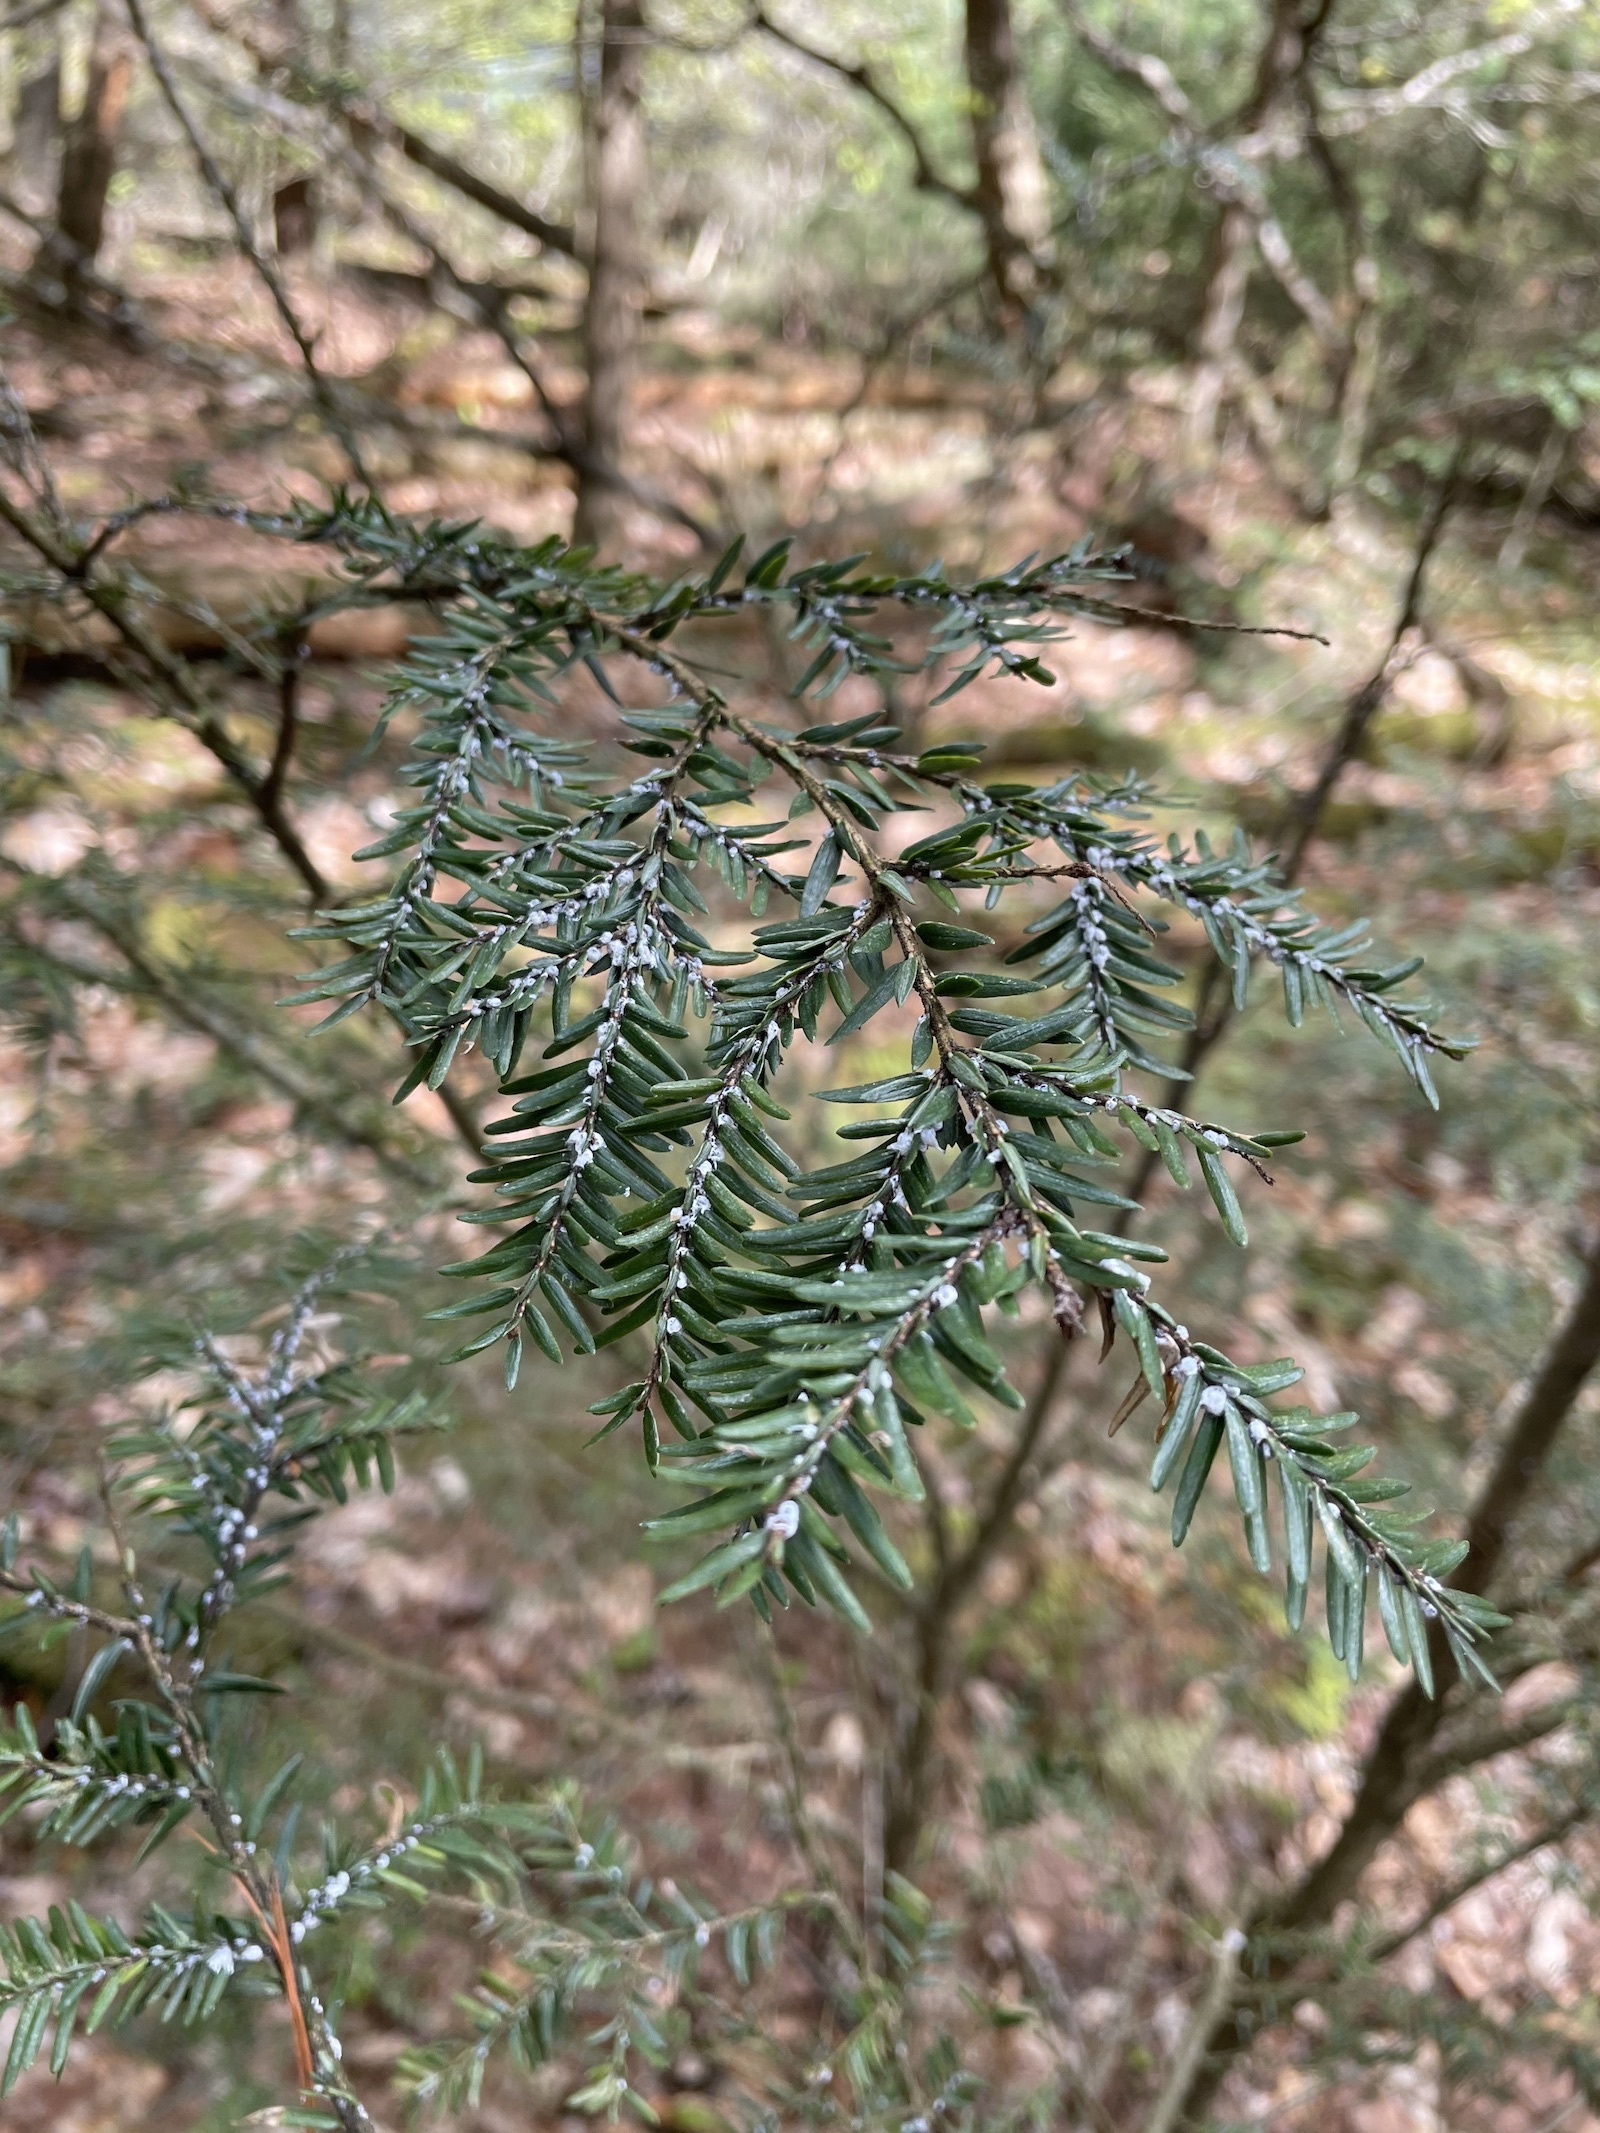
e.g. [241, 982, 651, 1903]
[2, 3, 1600, 2130]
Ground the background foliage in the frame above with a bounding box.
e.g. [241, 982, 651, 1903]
[1, 2, 1599, 2130]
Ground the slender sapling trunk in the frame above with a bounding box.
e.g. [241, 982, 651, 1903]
[964, 0, 1051, 315]
[574, 0, 646, 551]
[43, 0, 131, 278]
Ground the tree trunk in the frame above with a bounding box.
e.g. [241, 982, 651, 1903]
[1166, 1224, 1600, 2127]
[1498, 424, 1565, 575]
[883, 1325, 1072, 1877]
[1313, 117, 1380, 497]
[1327, 258, 1380, 494]
[963, 0, 1051, 315]
[573, 0, 645, 552]
[1185, 0, 1324, 452]
[12, 43, 61, 214]
[44, 1, 131, 276]
[274, 175, 317, 257]
[1184, 202, 1254, 454]
[262, 0, 319, 256]
[882, 1594, 956, 1883]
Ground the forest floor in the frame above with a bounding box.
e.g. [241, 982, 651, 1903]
[4, 257, 1600, 2132]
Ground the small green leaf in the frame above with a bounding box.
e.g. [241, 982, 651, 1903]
[915, 922, 993, 950]
[657, 1531, 766, 1605]
[69, 1640, 128, 1725]
[1194, 1142, 1247, 1247]
[1171, 1411, 1225, 1546]
[800, 833, 841, 916]
[1151, 1370, 1202, 1491]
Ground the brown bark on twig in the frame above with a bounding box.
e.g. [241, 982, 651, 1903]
[1278, 1227, 1600, 1919]
[1301, 72, 1379, 495]
[756, 1, 1049, 318]
[1186, 198, 1256, 454]
[273, 174, 317, 256]
[20, 902, 444, 1192]
[1063, 0, 1342, 481]
[1140, 1923, 1247, 2133]
[262, 625, 307, 816]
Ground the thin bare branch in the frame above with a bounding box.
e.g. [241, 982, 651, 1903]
[123, 0, 373, 486]
[752, 4, 977, 216]
[1139, 1922, 1248, 2133]
[0, 483, 331, 899]
[184, 0, 581, 257]
[1363, 1798, 1593, 1967]
[1281, 442, 1465, 873]
[1057, 0, 1193, 128]
[1320, 5, 1582, 133]
[10, 876, 446, 1189]
[261, 625, 306, 816]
